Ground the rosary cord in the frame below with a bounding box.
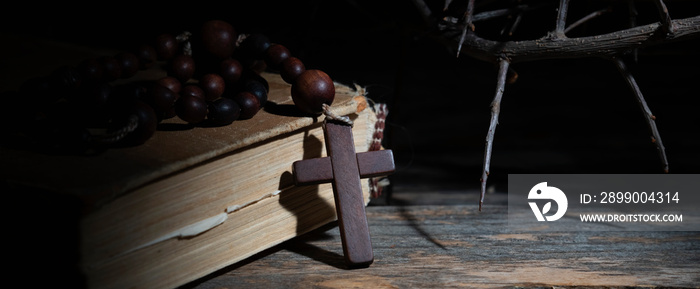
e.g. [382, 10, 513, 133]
[89, 115, 139, 144]
[322, 103, 353, 126]
[322, 101, 390, 198]
[369, 103, 389, 198]
[369, 103, 387, 152]
[176, 31, 193, 56]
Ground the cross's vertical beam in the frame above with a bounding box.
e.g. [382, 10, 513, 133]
[324, 121, 373, 266]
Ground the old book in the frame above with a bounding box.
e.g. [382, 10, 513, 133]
[1, 72, 380, 289]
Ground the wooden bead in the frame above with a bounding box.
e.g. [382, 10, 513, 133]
[291, 70, 335, 115]
[175, 94, 208, 124]
[135, 44, 157, 69]
[145, 84, 179, 120]
[207, 97, 240, 126]
[280, 57, 305, 84]
[200, 20, 236, 59]
[181, 84, 205, 100]
[155, 33, 178, 60]
[156, 76, 182, 94]
[244, 71, 269, 92]
[168, 54, 195, 83]
[77, 58, 103, 83]
[233, 91, 260, 119]
[122, 100, 157, 145]
[199, 73, 225, 101]
[248, 59, 267, 74]
[116, 52, 140, 79]
[243, 79, 268, 107]
[238, 33, 270, 60]
[99, 56, 122, 82]
[220, 58, 242, 84]
[265, 44, 290, 69]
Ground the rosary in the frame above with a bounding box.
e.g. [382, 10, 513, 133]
[4, 20, 335, 152]
[5, 19, 395, 267]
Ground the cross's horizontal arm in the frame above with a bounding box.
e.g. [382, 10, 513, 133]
[293, 157, 332, 185]
[357, 150, 395, 178]
[292, 150, 395, 186]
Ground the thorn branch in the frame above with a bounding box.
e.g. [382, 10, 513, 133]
[612, 57, 669, 173]
[554, 0, 571, 38]
[480, 58, 511, 211]
[654, 0, 675, 35]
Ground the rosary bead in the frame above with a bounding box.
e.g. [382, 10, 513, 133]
[248, 59, 267, 74]
[181, 84, 205, 100]
[136, 44, 157, 69]
[200, 20, 237, 59]
[265, 44, 290, 69]
[237, 33, 271, 60]
[199, 73, 225, 101]
[116, 52, 140, 79]
[244, 71, 269, 92]
[77, 58, 103, 84]
[99, 56, 122, 82]
[291, 69, 335, 115]
[243, 78, 268, 107]
[156, 76, 182, 94]
[220, 58, 242, 84]
[207, 97, 240, 126]
[119, 100, 158, 145]
[168, 54, 196, 83]
[6, 20, 338, 151]
[145, 83, 179, 120]
[155, 33, 178, 60]
[232, 91, 260, 119]
[280, 57, 305, 84]
[175, 94, 208, 124]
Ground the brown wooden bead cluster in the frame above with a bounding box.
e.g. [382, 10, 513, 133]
[268, 43, 335, 115]
[2, 19, 336, 153]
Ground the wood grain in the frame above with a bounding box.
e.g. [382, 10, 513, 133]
[324, 121, 374, 267]
[183, 204, 700, 289]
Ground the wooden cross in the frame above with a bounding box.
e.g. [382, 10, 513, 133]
[292, 120, 395, 267]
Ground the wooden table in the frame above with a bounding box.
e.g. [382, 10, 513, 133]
[181, 203, 699, 288]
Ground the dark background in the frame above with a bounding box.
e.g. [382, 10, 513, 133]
[3, 0, 699, 205]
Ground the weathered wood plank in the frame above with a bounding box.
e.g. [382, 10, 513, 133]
[183, 205, 700, 289]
